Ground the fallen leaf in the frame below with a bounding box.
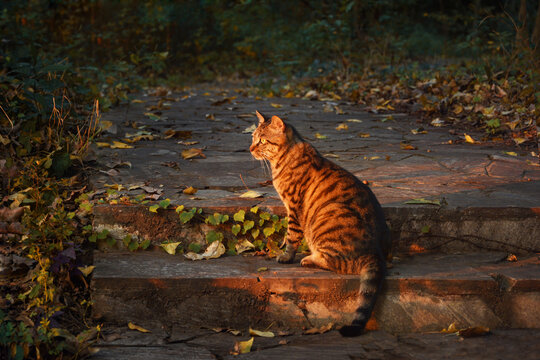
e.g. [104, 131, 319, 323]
[149, 204, 159, 213]
[243, 124, 257, 133]
[110, 141, 133, 149]
[270, 103, 282, 108]
[441, 322, 459, 334]
[257, 267, 268, 272]
[457, 326, 490, 338]
[144, 112, 161, 121]
[96, 142, 111, 148]
[504, 151, 518, 156]
[240, 190, 264, 198]
[314, 133, 327, 139]
[178, 140, 199, 146]
[183, 186, 198, 195]
[464, 134, 475, 144]
[303, 323, 333, 335]
[249, 328, 274, 338]
[400, 143, 418, 150]
[232, 337, 253, 355]
[431, 118, 444, 127]
[128, 322, 151, 333]
[405, 198, 441, 206]
[506, 254, 517, 262]
[336, 123, 348, 131]
[78, 265, 95, 277]
[513, 137, 527, 145]
[164, 129, 192, 139]
[347, 119, 362, 123]
[357, 132, 370, 138]
[182, 148, 205, 160]
[99, 120, 114, 131]
[184, 241, 225, 261]
[161, 242, 180, 255]
[236, 239, 256, 254]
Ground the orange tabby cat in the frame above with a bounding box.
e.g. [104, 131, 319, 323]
[250, 111, 390, 336]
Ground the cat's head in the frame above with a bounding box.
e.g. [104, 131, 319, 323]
[250, 111, 294, 161]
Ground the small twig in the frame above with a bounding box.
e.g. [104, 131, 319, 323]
[0, 104, 13, 129]
[239, 173, 251, 191]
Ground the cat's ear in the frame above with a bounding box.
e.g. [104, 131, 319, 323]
[270, 116, 285, 132]
[255, 110, 266, 124]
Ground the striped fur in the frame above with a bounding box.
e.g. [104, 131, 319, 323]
[250, 111, 390, 337]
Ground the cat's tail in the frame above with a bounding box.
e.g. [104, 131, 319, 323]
[339, 260, 385, 337]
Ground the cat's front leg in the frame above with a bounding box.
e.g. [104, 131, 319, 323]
[277, 215, 303, 264]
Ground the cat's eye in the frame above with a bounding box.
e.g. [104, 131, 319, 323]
[260, 139, 267, 144]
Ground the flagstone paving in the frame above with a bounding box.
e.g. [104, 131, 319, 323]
[88, 83, 540, 359]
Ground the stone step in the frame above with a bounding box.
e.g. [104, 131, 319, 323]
[93, 203, 540, 256]
[91, 251, 540, 334]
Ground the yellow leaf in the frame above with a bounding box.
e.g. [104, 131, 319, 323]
[96, 142, 111, 148]
[347, 119, 362, 123]
[160, 242, 180, 255]
[513, 137, 527, 145]
[183, 186, 198, 195]
[104, 183, 125, 191]
[270, 103, 282, 108]
[504, 151, 518, 156]
[78, 265, 95, 277]
[110, 141, 133, 149]
[236, 239, 255, 254]
[239, 190, 264, 198]
[336, 123, 348, 131]
[464, 134, 475, 144]
[233, 337, 254, 355]
[128, 322, 151, 333]
[441, 322, 459, 334]
[283, 91, 295, 98]
[257, 267, 268, 272]
[131, 99, 145, 103]
[182, 148, 205, 159]
[249, 328, 275, 338]
[314, 133, 327, 139]
[357, 132, 370, 138]
[99, 120, 114, 131]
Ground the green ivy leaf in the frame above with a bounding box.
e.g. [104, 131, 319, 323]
[179, 210, 194, 223]
[281, 218, 288, 228]
[89, 234, 97, 243]
[234, 209, 245, 222]
[271, 214, 279, 223]
[250, 206, 259, 214]
[421, 225, 430, 234]
[175, 205, 185, 213]
[263, 227, 275, 237]
[260, 212, 271, 220]
[97, 229, 109, 240]
[251, 228, 260, 239]
[159, 199, 171, 209]
[231, 224, 241, 236]
[243, 220, 255, 232]
[258, 219, 265, 226]
[140, 239, 151, 250]
[206, 230, 224, 244]
[128, 241, 139, 251]
[188, 243, 201, 253]
[221, 214, 229, 223]
[106, 237, 116, 247]
[123, 234, 132, 247]
[149, 204, 159, 213]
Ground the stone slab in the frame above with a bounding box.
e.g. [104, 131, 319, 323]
[91, 251, 540, 334]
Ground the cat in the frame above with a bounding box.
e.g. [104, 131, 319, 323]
[250, 111, 391, 337]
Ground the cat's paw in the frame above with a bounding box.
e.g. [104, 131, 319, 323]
[300, 255, 318, 268]
[277, 252, 295, 264]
